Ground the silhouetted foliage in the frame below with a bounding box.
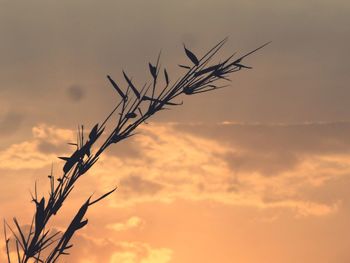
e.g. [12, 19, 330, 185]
[3, 38, 268, 262]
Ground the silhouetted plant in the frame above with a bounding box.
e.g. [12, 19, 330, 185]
[3, 38, 268, 262]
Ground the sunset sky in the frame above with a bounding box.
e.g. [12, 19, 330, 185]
[1, 0, 350, 262]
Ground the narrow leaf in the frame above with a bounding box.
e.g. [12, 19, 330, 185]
[122, 71, 140, 99]
[233, 63, 252, 69]
[13, 218, 27, 250]
[148, 63, 157, 80]
[89, 124, 99, 140]
[107, 75, 126, 100]
[178, 64, 191, 69]
[164, 68, 169, 86]
[89, 187, 118, 206]
[184, 44, 199, 66]
[194, 64, 222, 77]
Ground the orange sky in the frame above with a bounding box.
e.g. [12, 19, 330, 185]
[1, 1, 350, 262]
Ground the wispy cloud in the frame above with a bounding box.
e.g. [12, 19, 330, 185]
[2, 122, 350, 262]
[67, 233, 172, 263]
[107, 216, 145, 232]
[1, 122, 347, 217]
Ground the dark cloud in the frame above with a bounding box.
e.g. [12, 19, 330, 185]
[104, 137, 143, 159]
[36, 140, 69, 155]
[0, 111, 24, 136]
[301, 172, 350, 209]
[120, 175, 163, 196]
[222, 150, 299, 175]
[176, 122, 350, 175]
[210, 122, 350, 154]
[66, 85, 86, 102]
[67, 233, 120, 263]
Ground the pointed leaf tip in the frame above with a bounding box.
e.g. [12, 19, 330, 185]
[89, 124, 99, 140]
[184, 44, 199, 66]
[164, 69, 169, 86]
[107, 75, 126, 100]
[122, 71, 140, 99]
[148, 63, 157, 80]
[178, 64, 191, 69]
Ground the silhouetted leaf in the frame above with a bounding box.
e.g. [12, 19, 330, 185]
[178, 64, 191, 69]
[35, 198, 45, 231]
[143, 95, 182, 106]
[107, 75, 126, 100]
[89, 187, 117, 206]
[164, 68, 169, 86]
[89, 124, 99, 141]
[122, 71, 140, 99]
[184, 45, 199, 66]
[65, 244, 73, 250]
[13, 218, 27, 250]
[15, 240, 21, 262]
[148, 63, 157, 80]
[232, 62, 252, 69]
[77, 219, 88, 230]
[194, 64, 222, 77]
[137, 108, 148, 124]
[228, 42, 271, 68]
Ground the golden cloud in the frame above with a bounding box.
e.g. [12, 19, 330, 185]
[107, 216, 145, 232]
[1, 122, 348, 220]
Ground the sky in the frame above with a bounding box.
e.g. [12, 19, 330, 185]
[0, 0, 350, 262]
